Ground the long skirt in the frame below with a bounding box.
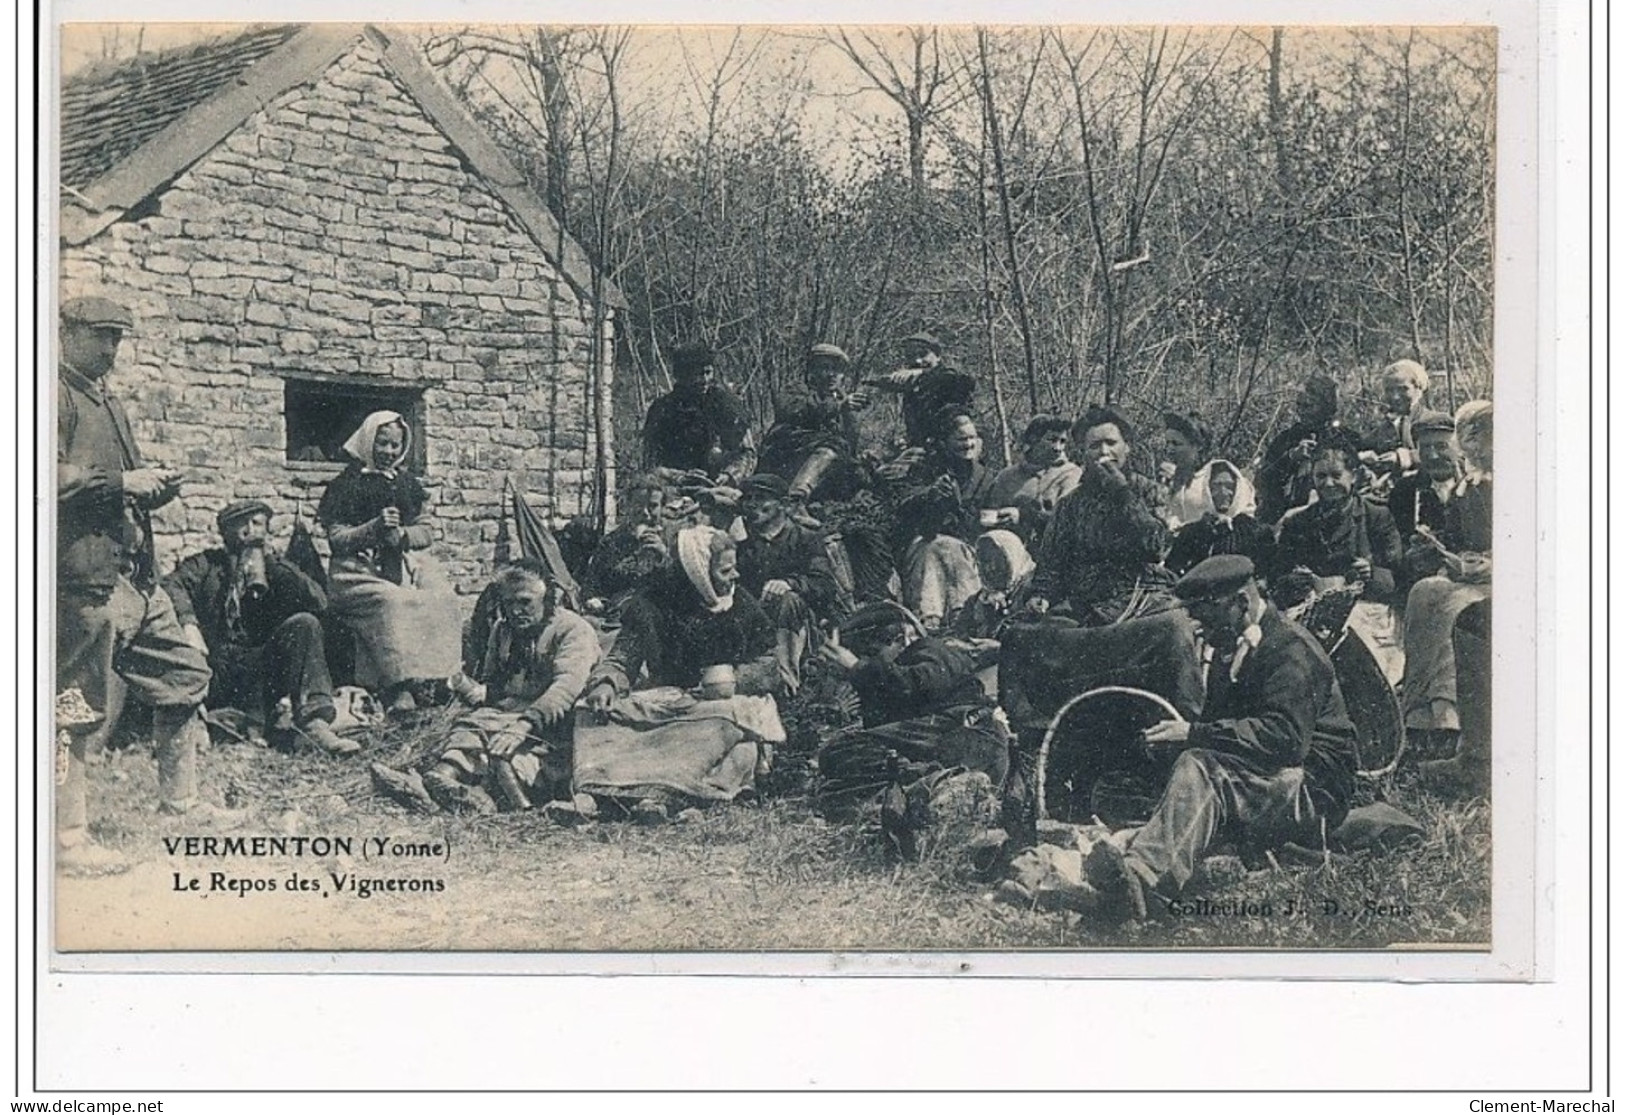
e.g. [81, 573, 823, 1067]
[328, 556, 462, 689]
[1401, 575, 1492, 732]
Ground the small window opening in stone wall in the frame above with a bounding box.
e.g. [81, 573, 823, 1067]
[282, 374, 427, 470]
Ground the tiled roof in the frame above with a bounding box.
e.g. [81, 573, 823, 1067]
[56, 23, 625, 308]
[59, 24, 303, 189]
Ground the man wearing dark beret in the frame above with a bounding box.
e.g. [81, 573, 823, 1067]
[737, 473, 846, 689]
[1084, 555, 1359, 919]
[164, 499, 352, 754]
[863, 330, 977, 449]
[55, 295, 222, 876]
[641, 341, 757, 487]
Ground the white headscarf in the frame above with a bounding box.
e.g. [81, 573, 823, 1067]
[1453, 399, 1493, 487]
[675, 525, 734, 614]
[1187, 459, 1257, 524]
[342, 410, 411, 477]
[975, 529, 1036, 593]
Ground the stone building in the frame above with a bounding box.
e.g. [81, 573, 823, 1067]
[58, 23, 625, 589]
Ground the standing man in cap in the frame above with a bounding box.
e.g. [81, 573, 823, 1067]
[1359, 358, 1432, 481]
[864, 331, 976, 449]
[1084, 555, 1358, 919]
[164, 499, 354, 754]
[641, 341, 757, 488]
[55, 295, 223, 875]
[57, 296, 183, 588]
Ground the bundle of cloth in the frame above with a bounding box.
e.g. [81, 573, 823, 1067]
[573, 689, 786, 806]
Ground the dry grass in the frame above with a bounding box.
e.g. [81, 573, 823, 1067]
[66, 695, 1491, 953]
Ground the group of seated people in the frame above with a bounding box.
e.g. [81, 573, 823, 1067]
[171, 330, 1490, 777]
[68, 302, 1489, 906]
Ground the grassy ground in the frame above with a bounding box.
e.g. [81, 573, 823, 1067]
[55, 696, 1490, 953]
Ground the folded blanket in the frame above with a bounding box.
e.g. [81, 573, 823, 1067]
[573, 695, 785, 803]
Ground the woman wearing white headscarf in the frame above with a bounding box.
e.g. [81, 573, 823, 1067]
[317, 410, 461, 712]
[1164, 460, 1274, 576]
[581, 525, 779, 712]
[955, 529, 1036, 638]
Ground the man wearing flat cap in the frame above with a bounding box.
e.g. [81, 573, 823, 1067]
[864, 330, 976, 449]
[58, 296, 183, 590]
[1084, 555, 1358, 919]
[55, 295, 222, 875]
[164, 499, 352, 754]
[759, 343, 871, 504]
[737, 473, 846, 689]
[641, 341, 757, 488]
[1388, 410, 1466, 601]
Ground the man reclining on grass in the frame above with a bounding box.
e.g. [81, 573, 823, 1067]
[371, 561, 599, 813]
[1084, 555, 1359, 921]
[818, 602, 987, 729]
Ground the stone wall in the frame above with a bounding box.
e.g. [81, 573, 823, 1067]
[59, 36, 613, 592]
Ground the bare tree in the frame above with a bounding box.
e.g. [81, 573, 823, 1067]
[828, 27, 971, 197]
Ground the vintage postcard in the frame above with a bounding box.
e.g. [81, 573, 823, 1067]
[41, 16, 1539, 970]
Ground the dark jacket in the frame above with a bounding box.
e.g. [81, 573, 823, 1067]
[316, 464, 433, 585]
[164, 548, 328, 653]
[1387, 469, 1462, 590]
[1031, 469, 1175, 624]
[898, 366, 976, 448]
[1273, 495, 1403, 604]
[1255, 419, 1366, 524]
[736, 519, 844, 625]
[589, 567, 776, 695]
[761, 390, 861, 469]
[893, 455, 996, 548]
[1166, 513, 1276, 577]
[1448, 475, 1493, 554]
[582, 523, 669, 605]
[58, 365, 175, 589]
[850, 636, 985, 728]
[641, 385, 757, 483]
[1187, 606, 1358, 819]
[1364, 404, 1427, 474]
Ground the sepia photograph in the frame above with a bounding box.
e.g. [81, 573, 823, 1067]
[48, 19, 1506, 955]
